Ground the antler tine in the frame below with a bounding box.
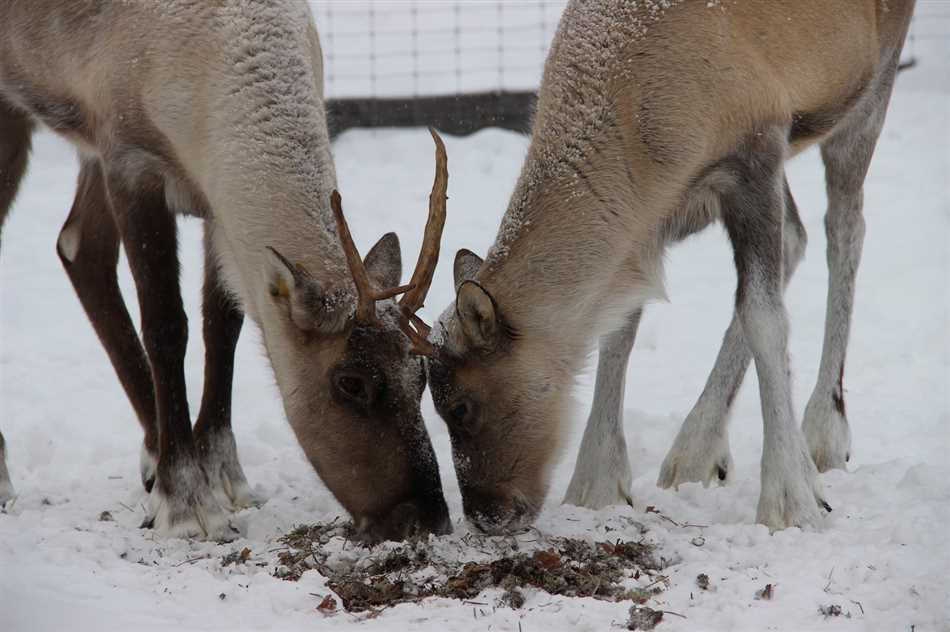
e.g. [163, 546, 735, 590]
[399, 127, 448, 316]
[399, 307, 440, 358]
[330, 190, 377, 323]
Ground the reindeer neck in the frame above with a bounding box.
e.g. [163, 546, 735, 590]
[190, 22, 345, 321]
[478, 143, 664, 350]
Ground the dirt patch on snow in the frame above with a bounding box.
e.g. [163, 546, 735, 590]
[271, 519, 665, 614]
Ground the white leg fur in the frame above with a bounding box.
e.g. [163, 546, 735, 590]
[742, 286, 827, 531]
[657, 314, 742, 489]
[143, 453, 235, 541]
[199, 427, 262, 511]
[659, 193, 806, 489]
[802, 182, 864, 472]
[802, 101, 889, 472]
[563, 311, 639, 509]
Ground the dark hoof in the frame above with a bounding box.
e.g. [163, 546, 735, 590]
[717, 466, 728, 481]
[143, 476, 155, 494]
[820, 500, 832, 513]
[140, 515, 155, 529]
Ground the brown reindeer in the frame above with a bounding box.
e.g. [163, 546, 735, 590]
[425, 0, 914, 532]
[0, 0, 451, 542]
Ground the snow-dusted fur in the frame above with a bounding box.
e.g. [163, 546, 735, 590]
[430, 0, 915, 533]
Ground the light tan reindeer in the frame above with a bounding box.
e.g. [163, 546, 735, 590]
[425, 0, 915, 532]
[0, 0, 451, 542]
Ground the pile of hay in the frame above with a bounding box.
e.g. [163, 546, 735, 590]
[270, 519, 665, 614]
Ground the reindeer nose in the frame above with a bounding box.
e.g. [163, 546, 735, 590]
[462, 487, 534, 535]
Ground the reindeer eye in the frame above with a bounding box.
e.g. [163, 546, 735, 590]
[333, 370, 375, 407]
[339, 376, 364, 398]
[449, 400, 471, 424]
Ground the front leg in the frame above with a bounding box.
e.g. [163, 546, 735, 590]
[721, 130, 828, 531]
[563, 310, 640, 509]
[193, 222, 260, 510]
[105, 164, 230, 540]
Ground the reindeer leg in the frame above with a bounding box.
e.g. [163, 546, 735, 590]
[721, 129, 827, 531]
[0, 431, 13, 509]
[192, 222, 261, 510]
[57, 160, 160, 492]
[803, 63, 898, 473]
[0, 106, 34, 507]
[658, 176, 806, 489]
[102, 162, 230, 540]
[563, 310, 640, 509]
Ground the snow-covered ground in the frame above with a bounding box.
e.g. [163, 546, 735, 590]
[2, 13, 948, 632]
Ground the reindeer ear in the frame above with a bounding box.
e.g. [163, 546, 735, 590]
[454, 248, 484, 289]
[456, 280, 499, 350]
[265, 246, 333, 332]
[364, 232, 402, 291]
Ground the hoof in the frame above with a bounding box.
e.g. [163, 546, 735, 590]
[657, 424, 734, 489]
[195, 427, 264, 512]
[802, 396, 851, 473]
[757, 435, 831, 532]
[142, 456, 236, 541]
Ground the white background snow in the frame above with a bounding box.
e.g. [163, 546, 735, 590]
[1, 2, 948, 631]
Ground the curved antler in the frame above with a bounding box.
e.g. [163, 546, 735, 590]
[331, 190, 416, 324]
[398, 128, 449, 356]
[331, 128, 447, 344]
[400, 127, 448, 315]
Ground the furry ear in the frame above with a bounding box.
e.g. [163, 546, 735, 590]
[266, 246, 333, 332]
[456, 280, 499, 350]
[363, 232, 402, 292]
[453, 248, 484, 289]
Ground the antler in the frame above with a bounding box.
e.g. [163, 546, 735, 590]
[398, 127, 449, 356]
[331, 190, 416, 324]
[330, 128, 447, 349]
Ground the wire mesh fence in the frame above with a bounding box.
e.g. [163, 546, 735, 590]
[312, 1, 565, 100]
[311, 1, 945, 137]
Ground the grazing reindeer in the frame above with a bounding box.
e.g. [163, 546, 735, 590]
[0, 0, 451, 542]
[425, 0, 914, 532]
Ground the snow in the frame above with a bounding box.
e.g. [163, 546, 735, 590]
[2, 15, 949, 632]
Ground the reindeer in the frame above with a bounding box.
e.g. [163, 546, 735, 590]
[424, 0, 915, 533]
[0, 0, 451, 542]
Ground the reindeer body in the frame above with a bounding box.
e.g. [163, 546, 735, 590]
[0, 0, 450, 540]
[430, 0, 913, 532]
[1, 1, 339, 306]
[484, 0, 904, 336]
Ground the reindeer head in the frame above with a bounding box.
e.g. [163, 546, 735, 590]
[423, 251, 570, 535]
[262, 130, 451, 542]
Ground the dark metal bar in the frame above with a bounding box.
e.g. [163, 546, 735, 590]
[326, 90, 537, 139]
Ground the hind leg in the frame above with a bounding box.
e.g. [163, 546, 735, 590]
[0, 106, 35, 507]
[803, 63, 900, 472]
[658, 176, 806, 489]
[192, 222, 260, 510]
[57, 160, 160, 491]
